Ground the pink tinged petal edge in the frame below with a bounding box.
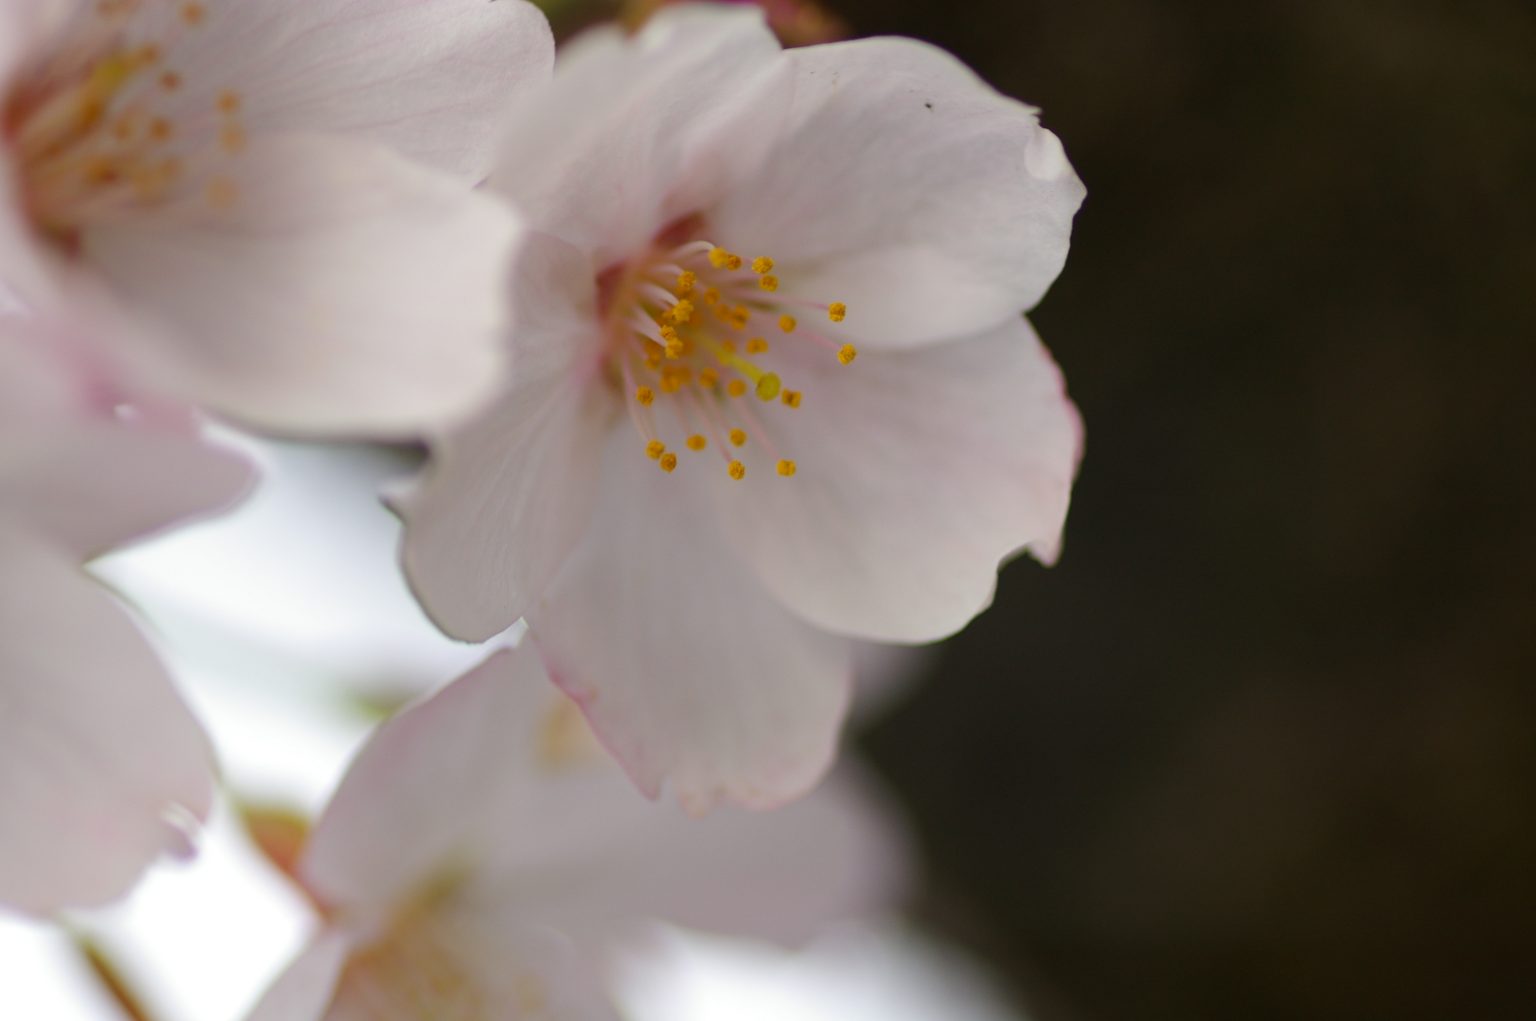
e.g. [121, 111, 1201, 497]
[709, 34, 1086, 349]
[527, 429, 854, 814]
[82, 132, 520, 438]
[169, 0, 555, 181]
[710, 316, 1083, 644]
[399, 232, 610, 642]
[0, 526, 215, 916]
[490, 4, 790, 262]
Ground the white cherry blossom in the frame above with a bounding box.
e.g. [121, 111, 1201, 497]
[0, 0, 551, 435]
[0, 309, 250, 915]
[247, 645, 905, 1021]
[400, 6, 1085, 811]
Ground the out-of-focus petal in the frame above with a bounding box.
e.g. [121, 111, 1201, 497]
[83, 133, 519, 436]
[400, 233, 610, 642]
[0, 527, 215, 915]
[244, 931, 352, 1021]
[167, 0, 553, 180]
[710, 37, 1084, 348]
[529, 431, 853, 813]
[711, 317, 1082, 643]
[491, 5, 789, 261]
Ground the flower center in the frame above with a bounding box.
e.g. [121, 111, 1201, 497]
[598, 230, 854, 481]
[3, 1, 245, 250]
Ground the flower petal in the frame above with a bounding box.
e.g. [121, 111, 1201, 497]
[169, 0, 553, 180]
[0, 526, 215, 915]
[244, 931, 352, 1021]
[490, 5, 789, 261]
[710, 36, 1085, 348]
[400, 233, 610, 642]
[83, 133, 519, 436]
[529, 431, 853, 813]
[710, 316, 1082, 643]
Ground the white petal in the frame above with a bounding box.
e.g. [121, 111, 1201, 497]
[83, 133, 519, 437]
[710, 317, 1082, 643]
[529, 430, 853, 813]
[400, 233, 610, 641]
[710, 37, 1085, 348]
[167, 0, 553, 180]
[0, 526, 215, 915]
[491, 4, 789, 261]
[244, 931, 352, 1021]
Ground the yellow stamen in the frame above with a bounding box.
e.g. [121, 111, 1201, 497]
[781, 390, 803, 408]
[668, 299, 694, 324]
[745, 337, 769, 354]
[686, 434, 707, 451]
[181, 2, 207, 26]
[702, 287, 721, 306]
[635, 385, 655, 406]
[698, 367, 720, 388]
[726, 379, 747, 398]
[758, 275, 779, 292]
[216, 90, 242, 116]
[777, 459, 797, 477]
[659, 452, 678, 473]
[778, 315, 797, 333]
[664, 338, 685, 359]
[727, 460, 746, 480]
[676, 270, 696, 293]
[751, 256, 774, 274]
[837, 344, 858, 366]
[708, 247, 734, 269]
[828, 302, 847, 322]
[729, 429, 747, 447]
[645, 440, 666, 460]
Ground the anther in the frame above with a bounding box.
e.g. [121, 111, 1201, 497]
[837, 344, 858, 366]
[781, 390, 803, 408]
[752, 257, 774, 274]
[217, 91, 242, 116]
[181, 2, 207, 26]
[778, 315, 797, 333]
[758, 275, 779, 292]
[668, 299, 694, 324]
[646, 440, 666, 460]
[676, 271, 696, 293]
[745, 337, 769, 354]
[777, 459, 797, 477]
[729, 429, 747, 447]
[686, 435, 707, 451]
[635, 385, 655, 406]
[708, 247, 733, 269]
[828, 302, 847, 322]
[726, 380, 747, 398]
[727, 461, 746, 481]
[659, 452, 679, 473]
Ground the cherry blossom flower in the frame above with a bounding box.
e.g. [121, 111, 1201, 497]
[0, 0, 551, 435]
[399, 5, 1085, 810]
[247, 645, 905, 1021]
[0, 309, 251, 915]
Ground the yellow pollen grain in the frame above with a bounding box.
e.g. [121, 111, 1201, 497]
[837, 343, 859, 366]
[686, 434, 707, 451]
[708, 247, 733, 269]
[676, 270, 696, 292]
[726, 379, 747, 398]
[159, 70, 182, 91]
[725, 253, 743, 271]
[664, 338, 685, 359]
[645, 440, 665, 460]
[751, 256, 774, 274]
[660, 374, 683, 394]
[204, 176, 239, 209]
[828, 302, 847, 322]
[659, 452, 679, 473]
[217, 90, 242, 116]
[777, 459, 797, 477]
[702, 287, 721, 306]
[755, 373, 782, 401]
[635, 385, 655, 406]
[758, 275, 779, 292]
[181, 3, 207, 27]
[727, 460, 746, 481]
[782, 390, 802, 408]
[745, 337, 769, 354]
[778, 314, 797, 333]
[729, 428, 747, 447]
[668, 300, 694, 324]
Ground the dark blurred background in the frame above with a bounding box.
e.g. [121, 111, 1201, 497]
[835, 3, 1535, 1020]
[576, 1, 1534, 1017]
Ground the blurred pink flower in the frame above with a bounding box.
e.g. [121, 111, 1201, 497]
[248, 645, 905, 1021]
[0, 0, 551, 435]
[0, 309, 251, 915]
[399, 6, 1085, 811]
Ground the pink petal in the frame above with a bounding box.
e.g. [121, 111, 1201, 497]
[244, 932, 352, 1021]
[0, 527, 215, 915]
[400, 233, 610, 642]
[529, 431, 853, 813]
[709, 36, 1085, 348]
[490, 4, 789, 262]
[709, 316, 1082, 643]
[82, 133, 520, 437]
[165, 0, 554, 180]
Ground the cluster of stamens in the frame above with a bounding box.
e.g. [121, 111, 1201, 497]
[606, 239, 854, 481]
[4, 1, 244, 245]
